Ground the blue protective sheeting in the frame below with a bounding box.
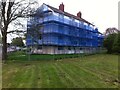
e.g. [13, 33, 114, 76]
[26, 4, 104, 48]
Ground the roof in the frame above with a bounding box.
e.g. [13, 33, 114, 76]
[44, 3, 94, 26]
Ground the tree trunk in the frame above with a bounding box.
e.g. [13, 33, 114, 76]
[2, 30, 7, 62]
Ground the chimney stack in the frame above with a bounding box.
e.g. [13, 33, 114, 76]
[77, 11, 82, 18]
[59, 3, 64, 12]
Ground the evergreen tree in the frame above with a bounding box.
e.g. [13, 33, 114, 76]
[103, 33, 117, 53]
[112, 33, 120, 53]
[11, 37, 24, 47]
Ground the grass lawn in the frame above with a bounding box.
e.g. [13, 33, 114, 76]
[2, 53, 119, 88]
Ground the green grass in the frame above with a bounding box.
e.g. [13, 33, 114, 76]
[2, 54, 119, 88]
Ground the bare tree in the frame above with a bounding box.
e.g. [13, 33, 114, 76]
[104, 27, 120, 36]
[0, 0, 38, 61]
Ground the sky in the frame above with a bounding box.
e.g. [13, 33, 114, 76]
[7, 0, 119, 43]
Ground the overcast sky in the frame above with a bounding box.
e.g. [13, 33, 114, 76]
[7, 0, 119, 43]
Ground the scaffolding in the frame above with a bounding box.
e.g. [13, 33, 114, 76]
[26, 4, 104, 54]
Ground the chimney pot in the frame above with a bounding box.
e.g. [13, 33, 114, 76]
[77, 11, 82, 18]
[59, 3, 64, 12]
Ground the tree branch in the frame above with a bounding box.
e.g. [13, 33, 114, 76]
[7, 1, 14, 23]
[1, 1, 6, 27]
[7, 30, 26, 34]
[9, 1, 36, 23]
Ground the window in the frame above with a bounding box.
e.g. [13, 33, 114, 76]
[80, 48, 82, 50]
[38, 46, 42, 50]
[39, 35, 42, 40]
[68, 47, 71, 50]
[58, 46, 64, 50]
[73, 47, 76, 50]
[58, 36, 63, 40]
